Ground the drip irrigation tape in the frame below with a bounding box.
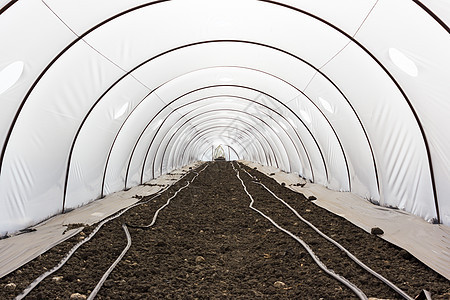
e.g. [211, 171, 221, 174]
[15, 163, 206, 300]
[126, 163, 209, 229]
[87, 224, 132, 300]
[256, 181, 413, 300]
[239, 164, 412, 300]
[231, 162, 368, 300]
[87, 163, 209, 298]
[126, 180, 192, 229]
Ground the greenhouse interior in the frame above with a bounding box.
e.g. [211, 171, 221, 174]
[0, 0, 449, 299]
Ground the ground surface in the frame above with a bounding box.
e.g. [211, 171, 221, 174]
[1, 161, 449, 299]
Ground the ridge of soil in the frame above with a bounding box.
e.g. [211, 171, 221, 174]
[0, 161, 449, 299]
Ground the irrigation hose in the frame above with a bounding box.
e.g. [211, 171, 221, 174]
[15, 163, 207, 300]
[231, 162, 368, 300]
[87, 223, 132, 300]
[15, 206, 135, 300]
[126, 163, 209, 229]
[89, 163, 209, 298]
[126, 180, 192, 229]
[256, 181, 413, 300]
[239, 164, 413, 300]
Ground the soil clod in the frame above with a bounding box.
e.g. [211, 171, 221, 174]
[371, 227, 384, 235]
[70, 292, 87, 299]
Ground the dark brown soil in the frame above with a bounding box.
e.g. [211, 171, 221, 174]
[1, 161, 449, 299]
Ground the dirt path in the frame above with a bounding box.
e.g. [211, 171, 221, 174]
[1, 161, 449, 299]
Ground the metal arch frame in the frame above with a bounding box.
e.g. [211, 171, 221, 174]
[130, 99, 282, 184]
[412, 0, 450, 34]
[0, 0, 17, 15]
[189, 133, 250, 165]
[161, 117, 276, 173]
[152, 85, 326, 177]
[200, 136, 250, 162]
[138, 98, 311, 182]
[133, 97, 312, 186]
[95, 69, 322, 200]
[140, 109, 279, 183]
[152, 114, 288, 183]
[173, 126, 267, 173]
[166, 110, 276, 165]
[179, 127, 264, 170]
[200, 143, 240, 161]
[148, 107, 299, 181]
[0, 1, 442, 220]
[259, 0, 441, 221]
[1, 40, 348, 209]
[199, 137, 246, 162]
[162, 117, 279, 178]
[140, 65, 352, 188]
[100, 82, 321, 198]
[210, 65, 352, 190]
[120, 87, 318, 194]
[4, 39, 367, 210]
[181, 127, 272, 165]
[160, 120, 276, 179]
[0, 0, 448, 34]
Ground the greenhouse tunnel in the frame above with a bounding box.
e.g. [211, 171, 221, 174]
[1, 0, 450, 292]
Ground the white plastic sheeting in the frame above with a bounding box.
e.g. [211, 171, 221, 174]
[0, 0, 449, 235]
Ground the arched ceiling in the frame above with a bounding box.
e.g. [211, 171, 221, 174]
[0, 0, 449, 235]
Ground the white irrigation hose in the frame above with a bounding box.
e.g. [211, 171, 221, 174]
[127, 164, 209, 229]
[231, 162, 367, 300]
[240, 166, 413, 300]
[15, 164, 207, 300]
[15, 202, 139, 300]
[127, 180, 191, 228]
[88, 224, 132, 300]
[255, 181, 413, 300]
[87, 163, 209, 298]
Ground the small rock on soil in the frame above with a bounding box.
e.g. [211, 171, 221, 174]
[274, 281, 286, 288]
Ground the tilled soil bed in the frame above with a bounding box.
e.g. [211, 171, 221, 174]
[1, 161, 449, 299]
